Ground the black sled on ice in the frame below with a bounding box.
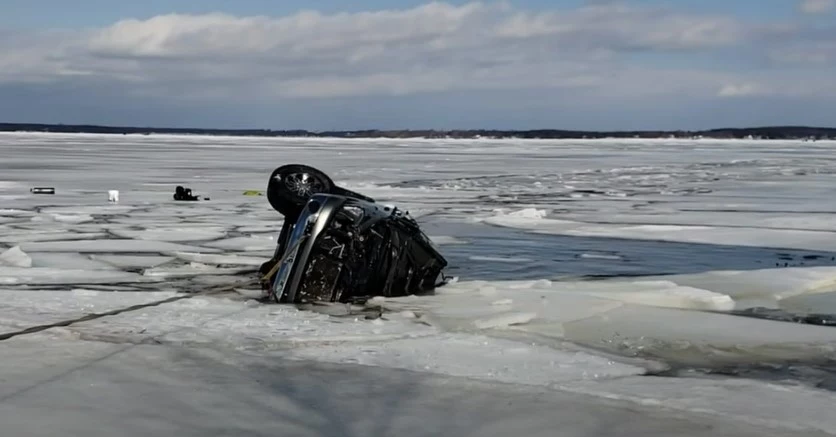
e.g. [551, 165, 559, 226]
[259, 164, 449, 304]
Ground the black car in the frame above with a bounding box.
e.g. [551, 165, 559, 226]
[259, 164, 449, 304]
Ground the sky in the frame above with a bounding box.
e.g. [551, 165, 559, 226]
[0, 0, 835, 131]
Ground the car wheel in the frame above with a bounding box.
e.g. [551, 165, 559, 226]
[267, 164, 334, 219]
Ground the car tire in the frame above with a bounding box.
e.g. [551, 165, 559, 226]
[267, 164, 335, 219]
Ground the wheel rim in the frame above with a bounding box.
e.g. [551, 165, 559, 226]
[283, 172, 326, 198]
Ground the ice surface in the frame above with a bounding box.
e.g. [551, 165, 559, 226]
[28, 252, 119, 270]
[288, 332, 648, 385]
[781, 291, 836, 315]
[427, 235, 469, 245]
[641, 266, 836, 306]
[557, 377, 836, 435]
[171, 251, 268, 266]
[142, 262, 255, 278]
[108, 227, 229, 242]
[88, 254, 175, 269]
[0, 230, 109, 243]
[482, 210, 836, 252]
[368, 273, 836, 366]
[0, 289, 177, 330]
[201, 235, 276, 251]
[1, 336, 804, 437]
[5, 133, 836, 435]
[0, 267, 160, 286]
[18, 239, 222, 254]
[63, 295, 442, 350]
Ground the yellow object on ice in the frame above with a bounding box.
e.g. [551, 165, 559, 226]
[243, 190, 264, 196]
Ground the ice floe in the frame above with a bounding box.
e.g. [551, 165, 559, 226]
[0, 246, 32, 268]
[0, 268, 161, 286]
[108, 227, 229, 242]
[482, 208, 836, 252]
[142, 262, 255, 278]
[200, 236, 276, 252]
[18, 239, 222, 254]
[28, 252, 119, 270]
[171, 251, 267, 266]
[88, 255, 176, 269]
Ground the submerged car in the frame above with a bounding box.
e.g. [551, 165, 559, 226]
[259, 164, 449, 304]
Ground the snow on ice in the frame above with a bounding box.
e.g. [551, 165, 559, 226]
[2, 132, 836, 435]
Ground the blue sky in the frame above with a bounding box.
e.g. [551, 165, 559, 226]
[0, 0, 834, 130]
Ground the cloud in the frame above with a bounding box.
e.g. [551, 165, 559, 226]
[0, 2, 757, 101]
[0, 0, 833, 118]
[799, 0, 836, 14]
[718, 83, 768, 97]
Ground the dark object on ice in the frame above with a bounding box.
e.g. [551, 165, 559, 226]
[30, 187, 55, 194]
[173, 186, 200, 201]
[260, 164, 448, 304]
[728, 307, 836, 327]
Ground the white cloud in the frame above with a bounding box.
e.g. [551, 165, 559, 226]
[799, 0, 836, 14]
[0, 1, 828, 104]
[718, 83, 767, 97]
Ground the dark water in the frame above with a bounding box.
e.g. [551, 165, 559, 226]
[423, 219, 836, 281]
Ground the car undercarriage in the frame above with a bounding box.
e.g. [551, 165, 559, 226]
[258, 164, 449, 304]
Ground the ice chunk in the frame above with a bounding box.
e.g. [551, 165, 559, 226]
[44, 214, 94, 224]
[469, 255, 533, 263]
[427, 235, 469, 245]
[576, 280, 736, 312]
[0, 268, 161, 285]
[0, 246, 32, 268]
[38, 205, 137, 216]
[234, 288, 265, 299]
[142, 263, 255, 278]
[237, 225, 282, 234]
[201, 236, 275, 251]
[0, 231, 108, 244]
[0, 209, 33, 218]
[370, 281, 624, 334]
[109, 227, 228, 242]
[89, 255, 175, 269]
[19, 239, 222, 254]
[374, 277, 836, 367]
[473, 312, 537, 329]
[171, 252, 267, 266]
[191, 275, 254, 285]
[484, 211, 836, 252]
[505, 208, 548, 219]
[646, 266, 836, 305]
[29, 253, 119, 270]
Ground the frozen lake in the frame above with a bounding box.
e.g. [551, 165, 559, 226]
[2, 132, 836, 436]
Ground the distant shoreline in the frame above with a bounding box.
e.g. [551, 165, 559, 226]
[1, 122, 834, 140]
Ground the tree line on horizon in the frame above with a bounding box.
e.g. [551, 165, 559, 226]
[1, 122, 834, 140]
